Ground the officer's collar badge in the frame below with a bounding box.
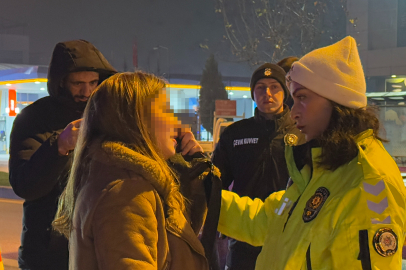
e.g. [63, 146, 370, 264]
[303, 187, 330, 223]
[264, 68, 272, 76]
[284, 133, 298, 146]
[373, 228, 398, 257]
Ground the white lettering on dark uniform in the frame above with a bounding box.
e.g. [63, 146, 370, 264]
[233, 138, 259, 147]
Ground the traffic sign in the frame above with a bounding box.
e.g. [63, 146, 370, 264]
[215, 100, 236, 116]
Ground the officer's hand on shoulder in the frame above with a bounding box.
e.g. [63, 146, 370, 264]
[57, 119, 82, 156]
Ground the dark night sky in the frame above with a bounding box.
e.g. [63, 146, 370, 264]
[1, 0, 252, 78]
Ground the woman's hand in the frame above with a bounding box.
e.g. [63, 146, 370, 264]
[177, 130, 204, 156]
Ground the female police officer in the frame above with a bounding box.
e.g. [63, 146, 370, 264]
[217, 36, 406, 269]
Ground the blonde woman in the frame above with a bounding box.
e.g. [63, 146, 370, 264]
[53, 72, 209, 270]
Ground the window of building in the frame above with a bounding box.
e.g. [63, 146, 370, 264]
[368, 0, 398, 50]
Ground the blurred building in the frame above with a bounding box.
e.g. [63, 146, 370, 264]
[348, 0, 406, 95]
[0, 34, 29, 64]
[347, 0, 406, 169]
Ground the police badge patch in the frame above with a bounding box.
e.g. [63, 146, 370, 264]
[264, 68, 272, 76]
[373, 228, 398, 257]
[284, 133, 298, 146]
[303, 187, 330, 223]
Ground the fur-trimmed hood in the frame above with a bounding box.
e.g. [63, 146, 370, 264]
[90, 140, 182, 211]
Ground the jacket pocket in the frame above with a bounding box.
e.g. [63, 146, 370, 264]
[306, 244, 312, 270]
[348, 223, 403, 270]
[361, 224, 402, 270]
[357, 230, 372, 270]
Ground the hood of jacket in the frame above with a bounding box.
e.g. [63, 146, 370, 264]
[47, 40, 117, 98]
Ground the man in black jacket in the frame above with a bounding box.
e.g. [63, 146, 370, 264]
[212, 63, 305, 270]
[9, 40, 117, 270]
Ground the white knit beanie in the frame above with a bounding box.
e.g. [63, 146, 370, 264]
[287, 36, 367, 109]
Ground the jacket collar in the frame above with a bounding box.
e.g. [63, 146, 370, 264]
[286, 129, 379, 192]
[90, 140, 180, 210]
[254, 105, 294, 132]
[353, 129, 382, 180]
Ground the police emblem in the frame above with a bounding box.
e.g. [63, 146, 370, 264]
[264, 68, 272, 76]
[373, 228, 398, 257]
[302, 187, 330, 223]
[284, 133, 298, 146]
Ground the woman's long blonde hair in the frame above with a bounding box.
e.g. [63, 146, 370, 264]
[53, 72, 183, 238]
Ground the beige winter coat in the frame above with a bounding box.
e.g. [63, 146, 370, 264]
[69, 141, 209, 270]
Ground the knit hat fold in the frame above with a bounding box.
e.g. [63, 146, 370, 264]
[287, 36, 367, 109]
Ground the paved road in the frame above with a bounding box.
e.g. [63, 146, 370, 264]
[0, 198, 22, 270]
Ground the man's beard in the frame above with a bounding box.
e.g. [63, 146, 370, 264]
[56, 87, 89, 114]
[73, 100, 87, 112]
[63, 93, 88, 113]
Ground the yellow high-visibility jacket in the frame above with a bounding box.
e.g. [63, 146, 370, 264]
[0, 247, 4, 270]
[218, 130, 406, 269]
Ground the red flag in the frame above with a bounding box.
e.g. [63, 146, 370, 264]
[133, 39, 138, 69]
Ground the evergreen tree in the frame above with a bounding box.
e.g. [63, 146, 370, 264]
[199, 54, 228, 135]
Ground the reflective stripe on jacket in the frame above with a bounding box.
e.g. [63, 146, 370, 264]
[218, 130, 406, 269]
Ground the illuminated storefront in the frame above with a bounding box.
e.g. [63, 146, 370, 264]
[2, 63, 406, 167]
[0, 64, 252, 152]
[0, 65, 49, 153]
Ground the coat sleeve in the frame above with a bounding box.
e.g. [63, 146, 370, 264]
[355, 177, 406, 270]
[9, 112, 71, 201]
[319, 176, 406, 269]
[211, 129, 234, 190]
[92, 179, 161, 270]
[183, 171, 208, 235]
[217, 190, 284, 247]
[167, 154, 208, 235]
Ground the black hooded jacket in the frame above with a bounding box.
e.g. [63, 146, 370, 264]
[9, 40, 116, 270]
